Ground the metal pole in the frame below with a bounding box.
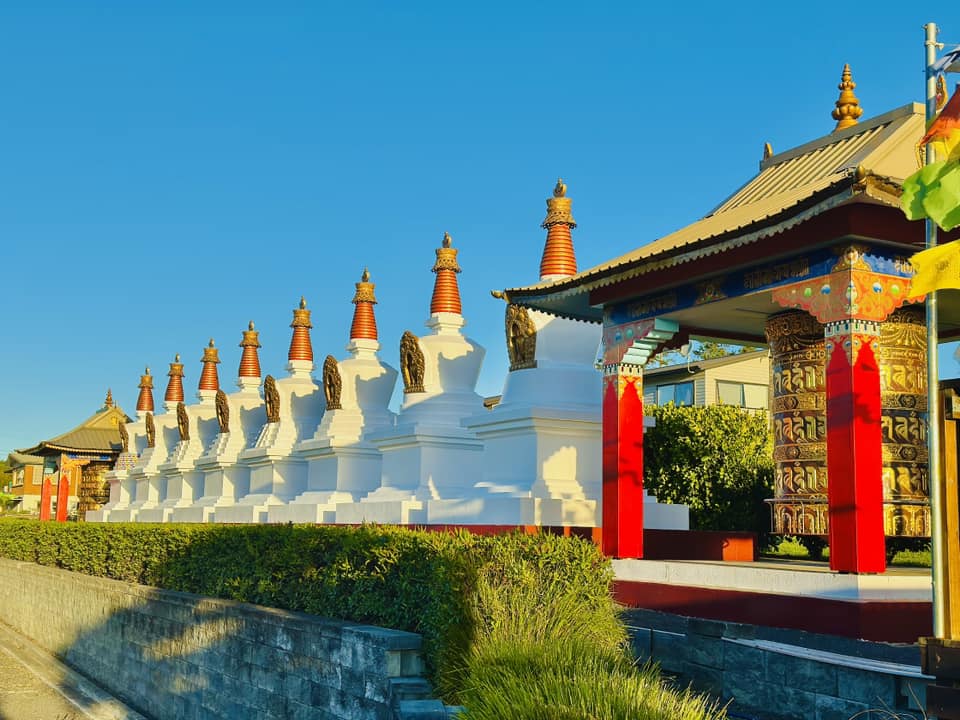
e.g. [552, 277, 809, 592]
[924, 21, 946, 639]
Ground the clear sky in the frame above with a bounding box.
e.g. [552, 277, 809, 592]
[1, 2, 958, 454]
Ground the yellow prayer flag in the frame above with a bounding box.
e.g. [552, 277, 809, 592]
[908, 238, 960, 297]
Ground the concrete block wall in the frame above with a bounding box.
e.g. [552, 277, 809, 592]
[0, 559, 456, 720]
[627, 610, 929, 720]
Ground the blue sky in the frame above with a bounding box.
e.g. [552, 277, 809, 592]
[1, 2, 957, 454]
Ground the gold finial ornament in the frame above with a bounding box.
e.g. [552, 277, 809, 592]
[442, 231, 452, 248]
[299, 296, 307, 310]
[352, 269, 378, 304]
[432, 234, 461, 274]
[832, 64, 863, 132]
[542, 177, 576, 228]
[104, 388, 114, 408]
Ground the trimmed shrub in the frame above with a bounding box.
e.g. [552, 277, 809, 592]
[0, 522, 603, 698]
[644, 404, 774, 538]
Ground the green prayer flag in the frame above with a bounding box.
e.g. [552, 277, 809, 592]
[900, 160, 960, 231]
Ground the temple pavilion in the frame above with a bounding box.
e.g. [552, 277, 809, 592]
[502, 66, 960, 573]
[17, 390, 130, 517]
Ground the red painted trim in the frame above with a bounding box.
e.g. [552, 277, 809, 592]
[643, 529, 757, 561]
[826, 335, 886, 573]
[613, 579, 931, 643]
[588, 204, 939, 308]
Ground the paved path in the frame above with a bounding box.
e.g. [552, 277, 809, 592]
[0, 621, 147, 720]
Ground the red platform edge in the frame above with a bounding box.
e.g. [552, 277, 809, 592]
[613, 579, 932, 643]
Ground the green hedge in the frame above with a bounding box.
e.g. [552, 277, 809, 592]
[644, 403, 774, 538]
[0, 520, 612, 701]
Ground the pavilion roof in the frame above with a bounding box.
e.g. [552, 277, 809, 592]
[18, 404, 131, 457]
[502, 103, 926, 321]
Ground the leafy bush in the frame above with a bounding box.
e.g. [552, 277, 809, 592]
[0, 520, 724, 715]
[644, 404, 774, 538]
[0, 521, 605, 699]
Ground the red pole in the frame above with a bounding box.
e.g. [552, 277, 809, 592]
[825, 328, 886, 573]
[55, 470, 70, 522]
[602, 364, 646, 558]
[39, 478, 52, 521]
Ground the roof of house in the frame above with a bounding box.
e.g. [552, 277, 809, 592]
[6, 452, 43, 468]
[644, 349, 769, 379]
[18, 404, 131, 457]
[502, 103, 926, 320]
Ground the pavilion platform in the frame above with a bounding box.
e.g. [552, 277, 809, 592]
[613, 557, 932, 643]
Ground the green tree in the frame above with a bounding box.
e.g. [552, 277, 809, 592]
[643, 403, 774, 537]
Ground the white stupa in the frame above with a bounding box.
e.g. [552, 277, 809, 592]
[218, 298, 325, 522]
[271, 270, 398, 523]
[139, 340, 221, 522]
[339, 233, 485, 524]
[172, 323, 267, 523]
[88, 368, 154, 522]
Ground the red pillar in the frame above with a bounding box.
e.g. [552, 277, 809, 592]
[825, 323, 886, 573]
[55, 470, 70, 522]
[39, 478, 52, 521]
[602, 363, 645, 558]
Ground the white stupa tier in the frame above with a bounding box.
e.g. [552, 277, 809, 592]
[89, 188, 688, 532]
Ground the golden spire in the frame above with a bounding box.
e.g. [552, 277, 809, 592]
[832, 64, 863, 132]
[165, 353, 185, 404]
[238, 321, 262, 378]
[199, 338, 221, 391]
[289, 296, 314, 362]
[431, 232, 462, 314]
[104, 389, 114, 408]
[350, 268, 379, 340]
[136, 366, 155, 413]
[539, 178, 578, 279]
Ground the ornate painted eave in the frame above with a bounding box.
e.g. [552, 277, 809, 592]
[501, 102, 928, 322]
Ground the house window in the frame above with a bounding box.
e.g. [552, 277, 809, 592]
[717, 381, 768, 409]
[656, 382, 694, 406]
[12, 469, 23, 488]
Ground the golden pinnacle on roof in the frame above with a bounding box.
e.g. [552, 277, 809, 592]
[539, 178, 579, 279]
[832, 64, 863, 132]
[104, 389, 114, 408]
[299, 296, 307, 310]
[431, 233, 463, 314]
[165, 353, 186, 403]
[553, 178, 566, 197]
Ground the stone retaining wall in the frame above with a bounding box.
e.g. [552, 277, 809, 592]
[626, 608, 928, 720]
[0, 559, 454, 720]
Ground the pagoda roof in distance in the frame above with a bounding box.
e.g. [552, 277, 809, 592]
[502, 102, 926, 321]
[18, 404, 132, 457]
[6, 452, 43, 468]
